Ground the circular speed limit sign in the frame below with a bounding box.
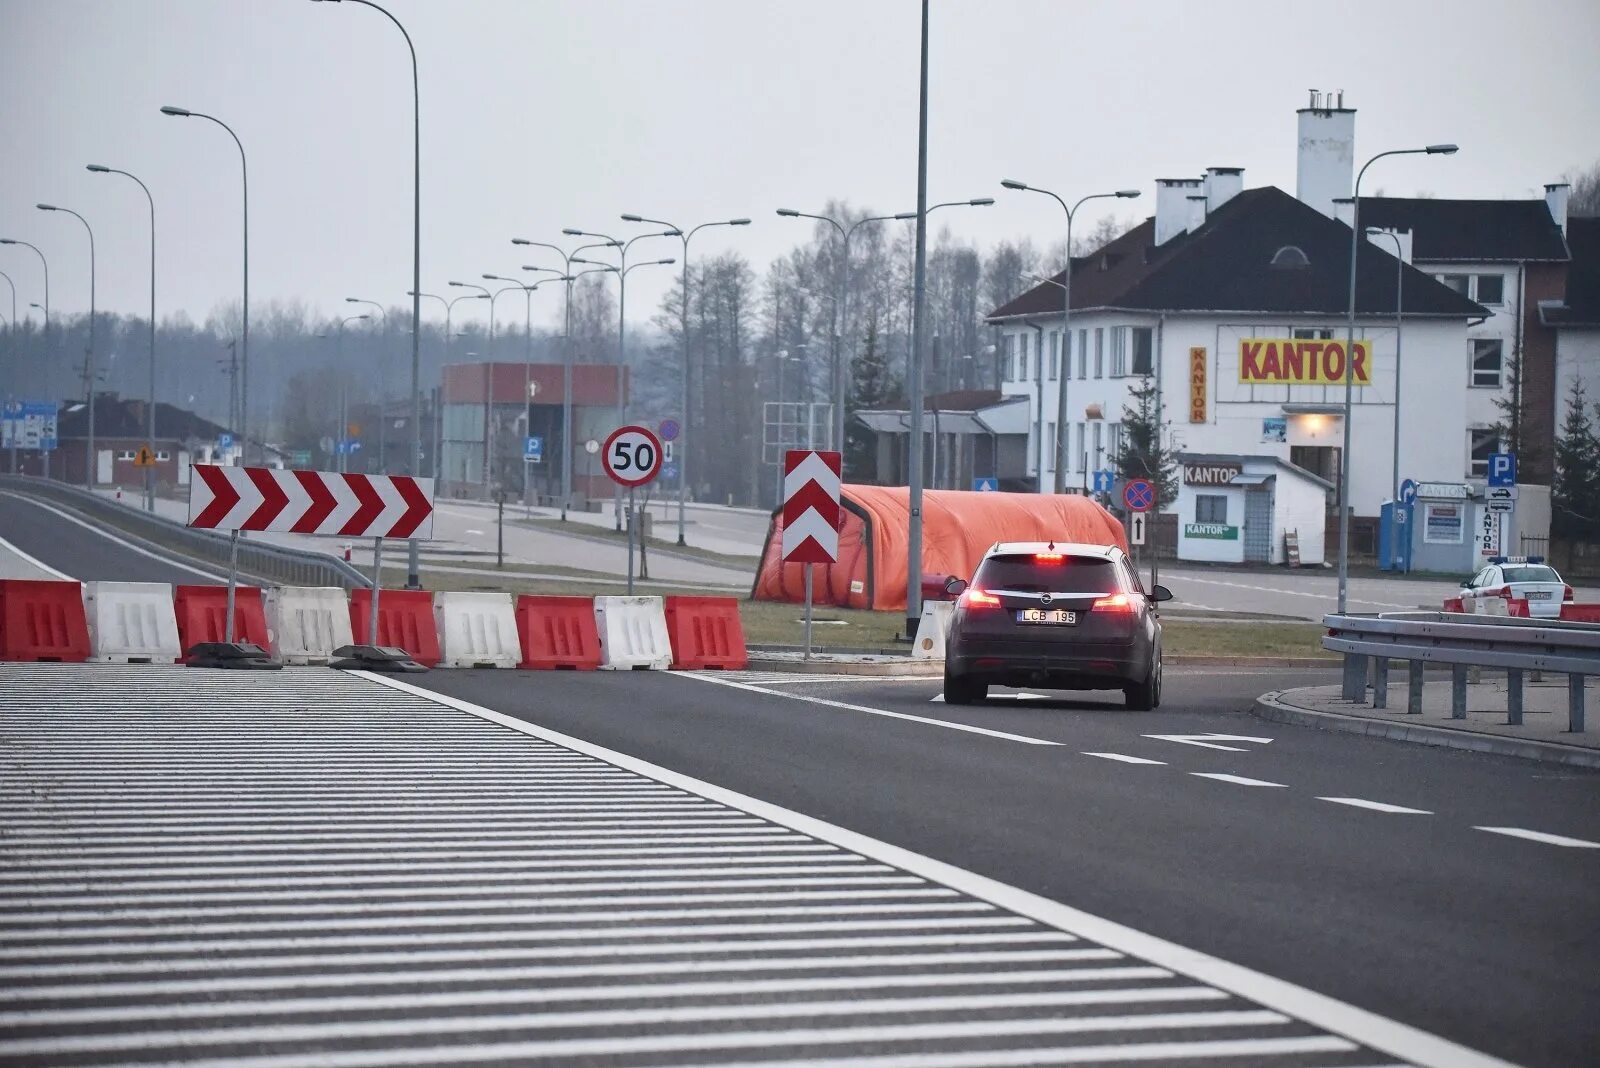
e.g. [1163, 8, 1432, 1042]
[601, 424, 664, 488]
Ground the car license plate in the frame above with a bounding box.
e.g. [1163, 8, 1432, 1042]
[1526, 591, 1551, 600]
[1017, 608, 1075, 624]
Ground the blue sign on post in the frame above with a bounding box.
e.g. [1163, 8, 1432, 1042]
[1093, 469, 1116, 494]
[662, 463, 679, 482]
[1123, 479, 1156, 512]
[1487, 452, 1517, 487]
[2, 401, 59, 451]
[218, 432, 234, 449]
[1399, 478, 1418, 505]
[524, 435, 543, 462]
[972, 476, 999, 492]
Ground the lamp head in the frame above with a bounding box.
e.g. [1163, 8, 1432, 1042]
[561, 228, 583, 237]
[776, 209, 800, 217]
[663, 229, 684, 237]
[86, 164, 111, 173]
[36, 204, 58, 212]
[344, 296, 359, 303]
[511, 237, 531, 246]
[969, 198, 996, 206]
[730, 218, 752, 225]
[620, 213, 644, 222]
[894, 212, 916, 220]
[1425, 143, 1459, 155]
[0, 239, 15, 244]
[1000, 179, 1028, 191]
[447, 280, 468, 288]
[657, 258, 677, 265]
[1116, 189, 1142, 198]
[159, 105, 190, 117]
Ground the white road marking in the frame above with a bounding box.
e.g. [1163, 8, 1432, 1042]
[1082, 752, 1167, 765]
[0, 530, 75, 580]
[367, 672, 1516, 1068]
[678, 1039, 1363, 1068]
[1189, 773, 1290, 788]
[931, 691, 1050, 703]
[678, 672, 1063, 746]
[1144, 733, 1274, 752]
[0, 491, 229, 581]
[1474, 826, 1600, 849]
[1318, 798, 1433, 815]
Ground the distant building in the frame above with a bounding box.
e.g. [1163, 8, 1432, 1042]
[1539, 215, 1600, 418]
[28, 393, 249, 489]
[852, 390, 1031, 490]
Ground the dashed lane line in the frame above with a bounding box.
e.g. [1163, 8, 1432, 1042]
[1473, 826, 1600, 849]
[1081, 753, 1168, 765]
[1318, 798, 1434, 815]
[1190, 773, 1291, 788]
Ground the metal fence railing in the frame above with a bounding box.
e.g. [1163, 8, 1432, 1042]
[0, 475, 372, 590]
[1322, 611, 1599, 732]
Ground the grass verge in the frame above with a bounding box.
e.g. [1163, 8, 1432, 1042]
[514, 517, 761, 570]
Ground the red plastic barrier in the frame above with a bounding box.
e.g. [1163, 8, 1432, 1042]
[1506, 597, 1531, 618]
[173, 585, 271, 660]
[349, 589, 440, 667]
[1561, 603, 1600, 624]
[1441, 597, 1465, 613]
[516, 595, 601, 670]
[664, 596, 748, 671]
[0, 579, 91, 663]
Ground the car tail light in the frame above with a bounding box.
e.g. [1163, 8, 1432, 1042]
[1565, 585, 1575, 602]
[959, 588, 1001, 609]
[1091, 592, 1137, 612]
[1034, 552, 1064, 562]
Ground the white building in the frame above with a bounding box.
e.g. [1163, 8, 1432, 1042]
[1541, 216, 1600, 423]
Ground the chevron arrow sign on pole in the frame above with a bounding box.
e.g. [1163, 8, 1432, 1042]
[186, 465, 436, 540]
[782, 450, 842, 564]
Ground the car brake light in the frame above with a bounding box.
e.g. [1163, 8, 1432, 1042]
[1034, 552, 1064, 562]
[1565, 585, 1575, 602]
[960, 588, 1001, 608]
[1092, 592, 1136, 612]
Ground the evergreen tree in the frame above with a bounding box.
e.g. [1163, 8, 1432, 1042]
[1551, 379, 1600, 538]
[1111, 376, 1179, 509]
[845, 316, 900, 480]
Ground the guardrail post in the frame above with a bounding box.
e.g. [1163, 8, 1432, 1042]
[1451, 666, 1467, 719]
[1407, 660, 1424, 715]
[1570, 674, 1586, 733]
[1341, 652, 1369, 702]
[1506, 669, 1524, 726]
[1371, 657, 1389, 709]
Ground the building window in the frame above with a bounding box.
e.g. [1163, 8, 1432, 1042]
[1106, 423, 1124, 461]
[116, 450, 135, 461]
[1002, 335, 1015, 381]
[1092, 421, 1103, 466]
[1438, 274, 1470, 296]
[1131, 327, 1154, 376]
[1475, 274, 1504, 305]
[1109, 327, 1128, 377]
[1077, 329, 1088, 378]
[1046, 422, 1057, 469]
[1292, 327, 1334, 340]
[155, 451, 170, 462]
[1075, 423, 1086, 472]
[1471, 339, 1503, 388]
[1049, 332, 1060, 379]
[1019, 344, 1028, 382]
[1195, 494, 1228, 524]
[1469, 428, 1499, 478]
[1094, 328, 1104, 378]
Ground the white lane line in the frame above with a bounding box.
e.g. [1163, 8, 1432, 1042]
[1081, 753, 1167, 765]
[930, 691, 1050, 703]
[5, 843, 839, 867]
[0, 491, 229, 581]
[671, 1038, 1361, 1068]
[0, 978, 1209, 1030]
[1189, 773, 1290, 788]
[1474, 826, 1600, 849]
[0, 999, 1263, 1059]
[676, 672, 1062, 746]
[8, 1011, 1294, 1065]
[1318, 798, 1433, 815]
[367, 672, 1516, 1068]
[0, 531, 76, 580]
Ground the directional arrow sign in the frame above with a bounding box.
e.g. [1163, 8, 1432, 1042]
[782, 449, 842, 564]
[186, 465, 435, 540]
[1142, 733, 1274, 752]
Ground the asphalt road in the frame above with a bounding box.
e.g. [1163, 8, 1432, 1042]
[415, 665, 1600, 1068]
[0, 491, 225, 585]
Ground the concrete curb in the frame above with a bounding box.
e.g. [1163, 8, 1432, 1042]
[1168, 655, 1337, 668]
[1253, 688, 1600, 770]
[745, 656, 943, 677]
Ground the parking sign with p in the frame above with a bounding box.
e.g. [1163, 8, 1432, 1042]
[1487, 452, 1517, 488]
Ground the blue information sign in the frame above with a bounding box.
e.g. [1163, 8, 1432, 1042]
[524, 435, 543, 462]
[1093, 469, 1116, 494]
[1486, 452, 1517, 487]
[972, 476, 999, 492]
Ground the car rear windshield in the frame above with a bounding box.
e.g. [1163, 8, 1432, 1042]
[1503, 566, 1559, 583]
[974, 554, 1121, 594]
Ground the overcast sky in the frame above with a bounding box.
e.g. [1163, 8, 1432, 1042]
[3, 0, 1597, 335]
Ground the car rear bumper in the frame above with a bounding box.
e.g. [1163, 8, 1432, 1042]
[948, 637, 1148, 688]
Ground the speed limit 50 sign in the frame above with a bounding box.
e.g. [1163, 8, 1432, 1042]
[602, 424, 664, 488]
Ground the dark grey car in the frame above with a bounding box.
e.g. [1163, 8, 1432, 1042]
[943, 542, 1172, 709]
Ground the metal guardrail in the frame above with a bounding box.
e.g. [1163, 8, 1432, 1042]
[1322, 611, 1599, 732]
[0, 475, 372, 590]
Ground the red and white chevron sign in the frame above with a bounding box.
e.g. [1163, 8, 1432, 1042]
[186, 465, 436, 540]
[781, 449, 842, 564]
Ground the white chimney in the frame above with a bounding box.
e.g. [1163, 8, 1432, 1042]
[1186, 195, 1207, 234]
[1155, 177, 1203, 245]
[1204, 167, 1244, 212]
[1364, 226, 1412, 264]
[1332, 197, 1354, 229]
[1546, 183, 1571, 237]
[1297, 90, 1356, 218]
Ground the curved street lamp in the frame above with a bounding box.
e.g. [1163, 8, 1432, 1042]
[36, 204, 95, 487]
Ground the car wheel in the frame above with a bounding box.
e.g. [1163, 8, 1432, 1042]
[943, 672, 987, 705]
[1124, 658, 1159, 711]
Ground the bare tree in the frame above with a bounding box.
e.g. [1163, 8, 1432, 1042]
[1567, 159, 1600, 217]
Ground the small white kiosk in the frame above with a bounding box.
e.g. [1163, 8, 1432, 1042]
[1172, 453, 1332, 566]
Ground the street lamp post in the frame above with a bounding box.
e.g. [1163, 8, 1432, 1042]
[449, 281, 494, 490]
[1338, 144, 1458, 613]
[620, 214, 751, 545]
[87, 165, 158, 511]
[1001, 180, 1141, 493]
[490, 271, 564, 510]
[161, 106, 247, 468]
[310, 0, 425, 588]
[1364, 227, 1408, 543]
[2, 239, 51, 402]
[334, 313, 369, 473]
[344, 298, 388, 472]
[409, 289, 486, 487]
[36, 204, 94, 488]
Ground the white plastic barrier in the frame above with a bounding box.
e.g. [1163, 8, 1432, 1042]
[434, 591, 519, 669]
[83, 581, 181, 664]
[910, 600, 955, 660]
[593, 595, 672, 671]
[264, 586, 354, 665]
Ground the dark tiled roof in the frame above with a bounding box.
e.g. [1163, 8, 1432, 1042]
[987, 187, 1486, 321]
[57, 394, 232, 441]
[1541, 217, 1600, 327]
[1359, 197, 1569, 263]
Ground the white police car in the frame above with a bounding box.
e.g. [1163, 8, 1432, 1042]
[1459, 556, 1573, 619]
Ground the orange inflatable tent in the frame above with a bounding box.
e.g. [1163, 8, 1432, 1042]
[753, 486, 1128, 612]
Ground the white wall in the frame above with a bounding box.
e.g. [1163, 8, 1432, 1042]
[1555, 327, 1600, 412]
[1173, 482, 1245, 563]
[1275, 470, 1328, 565]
